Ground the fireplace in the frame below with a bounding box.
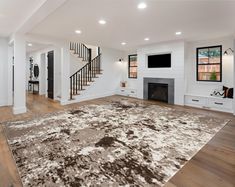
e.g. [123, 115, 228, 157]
[143, 78, 174, 104]
[148, 83, 168, 102]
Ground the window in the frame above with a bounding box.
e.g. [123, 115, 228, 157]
[197, 45, 222, 82]
[128, 54, 137, 78]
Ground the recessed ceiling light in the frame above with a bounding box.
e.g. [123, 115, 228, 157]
[28, 43, 32, 47]
[175, 31, 182, 35]
[138, 2, 147, 9]
[75, 30, 82, 34]
[99, 19, 106, 25]
[144, 38, 149, 41]
[121, 42, 126, 45]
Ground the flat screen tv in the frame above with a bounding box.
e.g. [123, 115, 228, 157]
[148, 53, 171, 68]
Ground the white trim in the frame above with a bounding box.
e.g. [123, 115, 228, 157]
[13, 106, 27, 114]
[7, 46, 13, 106]
[61, 91, 116, 105]
[234, 39, 235, 115]
[0, 100, 8, 107]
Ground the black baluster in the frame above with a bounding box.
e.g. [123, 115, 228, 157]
[93, 59, 94, 76]
[81, 70, 83, 90]
[84, 45, 86, 60]
[79, 73, 81, 90]
[98, 56, 100, 74]
[70, 77, 72, 99]
[83, 66, 86, 85]
[90, 61, 93, 78]
[75, 73, 78, 94]
[89, 63, 91, 81]
[83, 45, 85, 60]
[73, 75, 75, 94]
[78, 73, 80, 91]
[81, 44, 83, 58]
[79, 43, 81, 57]
[86, 66, 88, 85]
[95, 58, 97, 75]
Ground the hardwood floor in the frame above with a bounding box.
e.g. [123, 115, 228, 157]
[0, 94, 234, 187]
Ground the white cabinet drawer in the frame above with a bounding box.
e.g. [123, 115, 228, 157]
[185, 94, 233, 113]
[117, 88, 137, 97]
[127, 89, 136, 97]
[129, 89, 136, 94]
[208, 98, 233, 110]
[118, 89, 128, 96]
[185, 95, 206, 106]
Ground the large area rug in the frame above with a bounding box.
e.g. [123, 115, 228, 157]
[4, 100, 228, 187]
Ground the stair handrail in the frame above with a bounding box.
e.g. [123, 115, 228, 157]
[70, 54, 101, 78]
[69, 42, 91, 61]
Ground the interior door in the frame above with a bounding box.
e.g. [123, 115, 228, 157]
[47, 51, 54, 99]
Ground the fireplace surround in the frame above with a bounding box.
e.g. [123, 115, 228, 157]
[143, 78, 174, 104]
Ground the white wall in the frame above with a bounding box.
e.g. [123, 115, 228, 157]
[0, 38, 9, 106]
[13, 34, 27, 114]
[122, 50, 138, 89]
[136, 41, 185, 105]
[70, 54, 86, 76]
[40, 53, 47, 95]
[234, 39, 235, 115]
[26, 46, 62, 99]
[86, 44, 99, 59]
[68, 47, 125, 103]
[185, 36, 234, 96]
[26, 51, 45, 94]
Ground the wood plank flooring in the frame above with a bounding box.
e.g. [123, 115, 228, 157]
[0, 94, 234, 187]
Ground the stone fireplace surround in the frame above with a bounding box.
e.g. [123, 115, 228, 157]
[143, 78, 175, 104]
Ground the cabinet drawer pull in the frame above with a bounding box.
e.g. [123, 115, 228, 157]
[192, 99, 199, 102]
[131, 91, 135, 93]
[214, 102, 223, 105]
[121, 90, 124, 92]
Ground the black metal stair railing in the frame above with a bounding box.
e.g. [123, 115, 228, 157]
[70, 54, 101, 99]
[70, 42, 91, 61]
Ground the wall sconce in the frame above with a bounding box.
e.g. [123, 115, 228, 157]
[119, 58, 124, 62]
[223, 48, 234, 55]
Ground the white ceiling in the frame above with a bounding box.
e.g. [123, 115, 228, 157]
[0, 0, 46, 37]
[2, 0, 235, 50]
[26, 42, 51, 53]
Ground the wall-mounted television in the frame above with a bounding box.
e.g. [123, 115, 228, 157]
[148, 53, 171, 68]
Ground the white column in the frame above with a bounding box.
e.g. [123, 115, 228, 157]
[60, 46, 70, 105]
[13, 34, 27, 114]
[7, 45, 13, 105]
[234, 39, 235, 115]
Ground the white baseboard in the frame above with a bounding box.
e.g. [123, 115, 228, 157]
[60, 99, 69, 105]
[13, 106, 27, 114]
[0, 100, 9, 107]
[62, 91, 116, 105]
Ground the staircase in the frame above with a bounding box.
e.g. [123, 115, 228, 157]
[69, 42, 102, 100]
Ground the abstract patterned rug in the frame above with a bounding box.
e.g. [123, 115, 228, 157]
[4, 100, 228, 187]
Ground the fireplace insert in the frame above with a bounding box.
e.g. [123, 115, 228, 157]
[148, 83, 168, 103]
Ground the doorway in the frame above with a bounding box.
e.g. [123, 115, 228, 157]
[47, 51, 54, 99]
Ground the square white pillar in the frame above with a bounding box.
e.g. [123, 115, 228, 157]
[7, 45, 13, 106]
[60, 47, 70, 105]
[234, 39, 235, 115]
[13, 34, 27, 114]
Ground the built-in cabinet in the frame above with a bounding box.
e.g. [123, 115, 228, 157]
[185, 94, 233, 113]
[117, 88, 137, 98]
